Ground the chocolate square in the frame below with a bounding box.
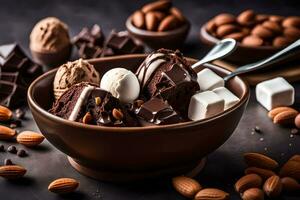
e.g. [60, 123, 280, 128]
[106, 31, 139, 54]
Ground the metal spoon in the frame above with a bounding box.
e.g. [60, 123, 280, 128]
[224, 39, 300, 81]
[191, 38, 237, 70]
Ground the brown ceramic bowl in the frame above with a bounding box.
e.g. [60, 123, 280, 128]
[126, 16, 190, 50]
[199, 25, 284, 64]
[28, 55, 249, 182]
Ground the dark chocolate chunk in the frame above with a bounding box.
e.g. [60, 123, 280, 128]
[136, 97, 182, 125]
[7, 145, 17, 154]
[73, 24, 105, 47]
[78, 43, 103, 59]
[0, 144, 4, 152]
[4, 158, 13, 165]
[0, 81, 27, 108]
[17, 149, 27, 157]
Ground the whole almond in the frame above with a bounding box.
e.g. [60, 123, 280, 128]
[284, 27, 300, 40]
[172, 176, 202, 198]
[295, 114, 300, 128]
[256, 14, 269, 23]
[132, 10, 145, 29]
[281, 177, 300, 192]
[273, 36, 292, 47]
[216, 24, 238, 37]
[0, 105, 13, 121]
[289, 155, 300, 163]
[141, 0, 172, 13]
[224, 32, 246, 41]
[112, 108, 124, 120]
[237, 9, 256, 26]
[262, 21, 282, 33]
[17, 131, 45, 147]
[82, 112, 92, 124]
[241, 188, 264, 200]
[245, 167, 276, 180]
[282, 16, 300, 28]
[206, 20, 217, 34]
[279, 160, 300, 180]
[158, 15, 179, 32]
[251, 25, 273, 39]
[195, 188, 229, 200]
[273, 110, 298, 125]
[214, 13, 236, 26]
[244, 153, 279, 170]
[242, 36, 263, 46]
[0, 125, 16, 140]
[170, 7, 185, 23]
[152, 11, 166, 21]
[145, 12, 160, 31]
[0, 165, 26, 179]
[48, 178, 79, 194]
[263, 175, 282, 197]
[268, 107, 297, 120]
[269, 15, 285, 23]
[235, 174, 263, 193]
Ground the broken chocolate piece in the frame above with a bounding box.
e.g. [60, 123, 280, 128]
[136, 97, 182, 125]
[73, 24, 105, 47]
[0, 81, 27, 108]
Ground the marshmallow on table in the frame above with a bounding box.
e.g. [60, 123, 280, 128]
[188, 91, 225, 121]
[197, 68, 224, 91]
[256, 77, 294, 111]
[213, 87, 240, 110]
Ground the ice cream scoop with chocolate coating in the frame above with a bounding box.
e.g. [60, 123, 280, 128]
[136, 49, 199, 118]
[49, 82, 139, 127]
[53, 59, 100, 100]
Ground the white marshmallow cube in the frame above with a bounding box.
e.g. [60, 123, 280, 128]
[188, 91, 224, 121]
[213, 87, 240, 110]
[197, 68, 224, 91]
[256, 77, 294, 111]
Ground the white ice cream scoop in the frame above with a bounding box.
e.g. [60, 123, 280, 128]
[100, 68, 140, 103]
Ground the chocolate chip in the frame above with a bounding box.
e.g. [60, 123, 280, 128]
[17, 149, 27, 157]
[252, 126, 261, 133]
[15, 108, 25, 119]
[7, 145, 17, 154]
[0, 145, 5, 152]
[4, 159, 13, 165]
[291, 128, 299, 135]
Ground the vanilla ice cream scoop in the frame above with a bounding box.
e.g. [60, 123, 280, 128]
[53, 59, 100, 100]
[100, 68, 140, 103]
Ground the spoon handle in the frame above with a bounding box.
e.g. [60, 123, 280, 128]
[224, 39, 300, 81]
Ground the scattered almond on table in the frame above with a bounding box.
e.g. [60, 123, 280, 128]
[48, 178, 79, 194]
[16, 131, 45, 147]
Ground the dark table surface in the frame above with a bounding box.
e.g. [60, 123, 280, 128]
[0, 0, 300, 199]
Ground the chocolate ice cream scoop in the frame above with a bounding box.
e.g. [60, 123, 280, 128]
[136, 49, 199, 118]
[53, 59, 100, 100]
[30, 17, 71, 66]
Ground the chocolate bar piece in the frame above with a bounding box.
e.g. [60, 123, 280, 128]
[73, 24, 105, 47]
[136, 97, 182, 125]
[78, 43, 103, 59]
[0, 81, 26, 108]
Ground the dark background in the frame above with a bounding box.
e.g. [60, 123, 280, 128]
[0, 0, 300, 200]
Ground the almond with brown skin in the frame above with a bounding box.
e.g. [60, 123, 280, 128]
[244, 153, 279, 170]
[237, 9, 256, 26]
[0, 165, 26, 179]
[145, 12, 160, 31]
[48, 178, 79, 194]
[284, 27, 300, 40]
[214, 13, 236, 26]
[262, 21, 282, 33]
[282, 16, 300, 28]
[0, 125, 16, 140]
[224, 32, 245, 41]
[235, 174, 263, 193]
[112, 108, 124, 120]
[273, 36, 292, 47]
[172, 176, 202, 198]
[295, 114, 300, 128]
[206, 20, 217, 34]
[251, 25, 274, 39]
[132, 10, 145, 29]
[245, 167, 276, 180]
[289, 155, 300, 162]
[0, 105, 13, 121]
[17, 131, 45, 147]
[263, 175, 282, 198]
[242, 36, 263, 46]
[152, 11, 166, 21]
[170, 7, 185, 23]
[281, 177, 300, 192]
[82, 112, 92, 124]
[216, 24, 238, 37]
[256, 14, 269, 23]
[279, 160, 300, 180]
[241, 188, 264, 200]
[273, 110, 298, 125]
[195, 188, 229, 200]
[269, 15, 285, 23]
[158, 15, 179, 32]
[141, 0, 172, 13]
[268, 107, 297, 120]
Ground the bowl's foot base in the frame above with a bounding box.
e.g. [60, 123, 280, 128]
[68, 157, 206, 182]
